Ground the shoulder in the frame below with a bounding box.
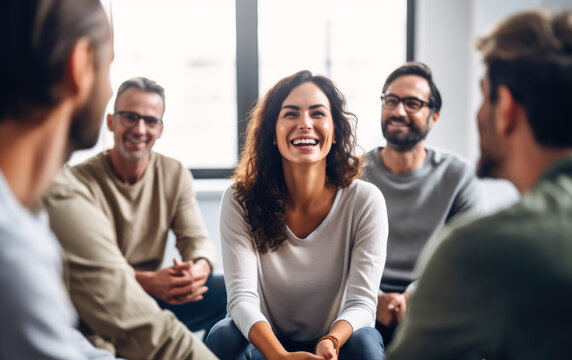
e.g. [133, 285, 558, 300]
[343, 180, 386, 212]
[152, 153, 193, 195]
[437, 199, 557, 266]
[420, 208, 561, 309]
[219, 184, 250, 232]
[152, 152, 187, 175]
[221, 183, 241, 209]
[345, 179, 383, 196]
[428, 147, 475, 176]
[427, 148, 480, 198]
[429, 147, 473, 171]
[47, 166, 94, 201]
[363, 148, 382, 171]
[364, 148, 380, 162]
[68, 152, 108, 187]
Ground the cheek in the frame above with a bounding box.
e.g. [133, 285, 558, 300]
[274, 124, 283, 143]
[273, 124, 288, 151]
[275, 121, 293, 140]
[476, 104, 489, 133]
[323, 119, 335, 134]
[115, 124, 130, 140]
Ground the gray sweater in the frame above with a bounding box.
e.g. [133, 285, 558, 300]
[220, 180, 388, 341]
[362, 147, 484, 293]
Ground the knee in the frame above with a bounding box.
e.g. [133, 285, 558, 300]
[341, 326, 385, 360]
[206, 318, 247, 359]
[206, 318, 238, 346]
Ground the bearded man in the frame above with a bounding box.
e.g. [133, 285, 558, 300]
[362, 61, 484, 346]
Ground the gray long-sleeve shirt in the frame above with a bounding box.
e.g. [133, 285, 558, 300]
[362, 147, 484, 293]
[220, 180, 388, 341]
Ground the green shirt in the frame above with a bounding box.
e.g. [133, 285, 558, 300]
[387, 154, 572, 360]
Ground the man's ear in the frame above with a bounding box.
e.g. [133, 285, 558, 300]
[67, 37, 95, 105]
[428, 109, 440, 128]
[494, 85, 518, 136]
[106, 113, 114, 131]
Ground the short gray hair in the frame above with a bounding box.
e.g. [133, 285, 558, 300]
[114, 77, 166, 114]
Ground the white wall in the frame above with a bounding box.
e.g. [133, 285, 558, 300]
[413, 0, 570, 212]
[416, 0, 568, 161]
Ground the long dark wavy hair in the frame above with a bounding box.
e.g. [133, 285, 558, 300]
[233, 70, 362, 253]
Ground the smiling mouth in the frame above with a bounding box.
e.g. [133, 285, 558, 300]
[291, 138, 318, 147]
[387, 118, 410, 126]
[125, 137, 148, 146]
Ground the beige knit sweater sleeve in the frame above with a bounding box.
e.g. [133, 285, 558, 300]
[43, 169, 216, 359]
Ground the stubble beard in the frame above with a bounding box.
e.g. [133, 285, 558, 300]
[382, 117, 430, 152]
[476, 150, 502, 179]
[69, 86, 105, 151]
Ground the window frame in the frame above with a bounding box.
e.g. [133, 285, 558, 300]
[190, 0, 415, 179]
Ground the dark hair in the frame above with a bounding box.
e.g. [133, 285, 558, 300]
[476, 10, 572, 147]
[114, 77, 166, 115]
[233, 70, 361, 253]
[382, 61, 442, 112]
[0, 0, 111, 121]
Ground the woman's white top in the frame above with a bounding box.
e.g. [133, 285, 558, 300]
[220, 179, 388, 341]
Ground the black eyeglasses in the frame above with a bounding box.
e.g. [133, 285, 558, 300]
[114, 110, 163, 129]
[380, 94, 432, 113]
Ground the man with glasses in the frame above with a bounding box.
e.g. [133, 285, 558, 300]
[362, 62, 483, 347]
[43, 77, 222, 359]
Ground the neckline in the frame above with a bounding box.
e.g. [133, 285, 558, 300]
[285, 186, 343, 242]
[101, 150, 154, 188]
[373, 146, 434, 179]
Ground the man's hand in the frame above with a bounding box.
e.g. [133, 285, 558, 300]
[169, 258, 210, 303]
[135, 258, 211, 305]
[377, 292, 408, 326]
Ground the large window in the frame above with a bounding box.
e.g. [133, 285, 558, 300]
[70, 0, 411, 177]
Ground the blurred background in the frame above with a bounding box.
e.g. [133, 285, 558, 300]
[81, 0, 570, 267]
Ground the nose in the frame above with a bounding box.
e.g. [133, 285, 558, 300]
[132, 118, 147, 134]
[394, 100, 408, 116]
[298, 112, 313, 130]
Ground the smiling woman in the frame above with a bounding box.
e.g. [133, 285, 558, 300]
[234, 71, 361, 253]
[205, 70, 389, 360]
[274, 82, 335, 168]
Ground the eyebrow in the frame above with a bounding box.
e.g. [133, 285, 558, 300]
[280, 104, 328, 110]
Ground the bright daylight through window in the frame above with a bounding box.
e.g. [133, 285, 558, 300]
[69, 0, 407, 173]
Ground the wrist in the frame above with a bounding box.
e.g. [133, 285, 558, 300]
[268, 348, 288, 360]
[316, 334, 339, 355]
[193, 257, 212, 274]
[135, 270, 158, 293]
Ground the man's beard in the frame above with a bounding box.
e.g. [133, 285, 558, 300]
[118, 138, 151, 161]
[382, 116, 430, 152]
[69, 84, 105, 151]
[476, 150, 501, 179]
